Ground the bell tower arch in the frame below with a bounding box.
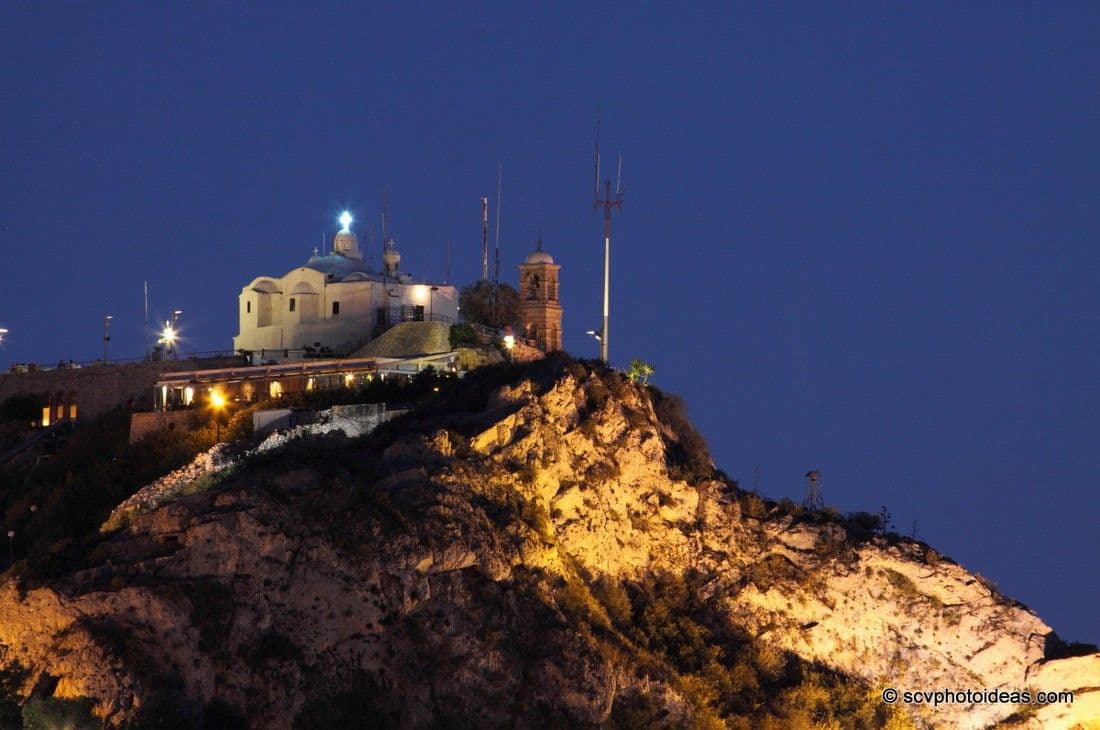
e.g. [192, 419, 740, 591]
[517, 240, 563, 352]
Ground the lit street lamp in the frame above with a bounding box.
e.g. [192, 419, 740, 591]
[210, 390, 226, 443]
[159, 322, 178, 356]
[103, 314, 114, 361]
[503, 333, 515, 362]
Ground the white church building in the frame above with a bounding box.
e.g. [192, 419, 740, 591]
[233, 213, 458, 359]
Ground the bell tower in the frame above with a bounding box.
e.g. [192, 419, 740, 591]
[517, 240, 563, 352]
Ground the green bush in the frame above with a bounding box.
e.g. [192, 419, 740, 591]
[21, 697, 97, 730]
[0, 662, 29, 728]
[449, 323, 476, 348]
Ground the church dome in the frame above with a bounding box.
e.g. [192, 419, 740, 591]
[333, 230, 361, 259]
[524, 249, 554, 265]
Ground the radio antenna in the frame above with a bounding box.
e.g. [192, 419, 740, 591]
[592, 116, 624, 363]
[480, 196, 489, 281]
[494, 163, 502, 285]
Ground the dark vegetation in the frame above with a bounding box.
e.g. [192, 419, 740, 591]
[448, 322, 476, 349]
[505, 566, 917, 729]
[1, 406, 209, 585]
[293, 674, 399, 730]
[457, 280, 521, 330]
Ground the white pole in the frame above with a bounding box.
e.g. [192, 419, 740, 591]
[602, 234, 610, 363]
[144, 281, 149, 359]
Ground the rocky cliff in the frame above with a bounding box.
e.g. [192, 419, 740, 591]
[0, 357, 1096, 728]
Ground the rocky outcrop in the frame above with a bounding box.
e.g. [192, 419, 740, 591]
[0, 360, 1096, 728]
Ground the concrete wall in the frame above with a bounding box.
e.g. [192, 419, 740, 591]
[253, 408, 294, 438]
[129, 409, 203, 443]
[234, 268, 459, 357]
[0, 356, 245, 423]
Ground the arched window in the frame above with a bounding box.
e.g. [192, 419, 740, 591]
[527, 274, 540, 300]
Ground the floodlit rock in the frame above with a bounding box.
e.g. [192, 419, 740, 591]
[0, 359, 1095, 728]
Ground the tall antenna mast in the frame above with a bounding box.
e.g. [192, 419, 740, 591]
[366, 224, 375, 270]
[494, 163, 502, 285]
[143, 281, 150, 359]
[592, 117, 624, 363]
[480, 196, 489, 281]
[381, 189, 390, 242]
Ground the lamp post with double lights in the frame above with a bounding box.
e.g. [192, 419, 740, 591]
[586, 329, 604, 350]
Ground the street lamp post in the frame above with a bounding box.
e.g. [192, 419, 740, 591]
[171, 310, 182, 356]
[210, 391, 226, 443]
[160, 322, 178, 358]
[103, 314, 114, 361]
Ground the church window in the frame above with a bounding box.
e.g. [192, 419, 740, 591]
[246, 301, 251, 314]
[527, 274, 540, 300]
[289, 298, 296, 312]
[332, 301, 340, 316]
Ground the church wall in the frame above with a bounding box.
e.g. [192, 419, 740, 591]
[233, 257, 459, 358]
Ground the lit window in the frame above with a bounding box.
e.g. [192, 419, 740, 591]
[332, 301, 340, 316]
[269, 381, 282, 397]
[289, 298, 296, 312]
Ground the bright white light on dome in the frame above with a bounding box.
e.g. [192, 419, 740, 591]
[339, 211, 353, 232]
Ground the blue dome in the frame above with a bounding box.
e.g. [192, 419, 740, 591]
[304, 254, 378, 281]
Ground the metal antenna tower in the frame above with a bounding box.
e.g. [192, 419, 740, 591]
[592, 118, 624, 363]
[143, 281, 150, 359]
[492, 164, 503, 326]
[480, 196, 489, 281]
[381, 188, 391, 242]
[494, 163, 502, 285]
[804, 470, 824, 510]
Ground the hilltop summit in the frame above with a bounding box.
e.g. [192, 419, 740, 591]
[0, 357, 1096, 728]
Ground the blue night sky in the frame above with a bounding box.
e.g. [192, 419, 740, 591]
[2, 4, 1098, 641]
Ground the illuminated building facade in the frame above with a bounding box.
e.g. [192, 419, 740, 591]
[233, 214, 458, 359]
[517, 242, 563, 352]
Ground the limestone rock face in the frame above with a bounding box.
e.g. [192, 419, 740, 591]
[0, 360, 1095, 728]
